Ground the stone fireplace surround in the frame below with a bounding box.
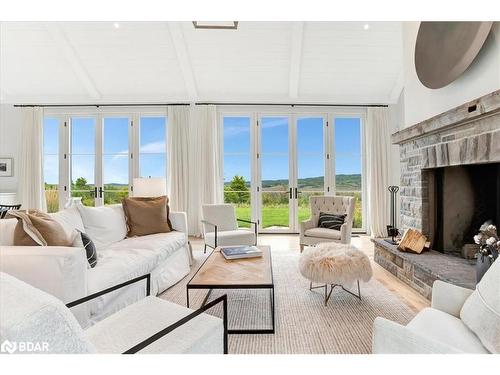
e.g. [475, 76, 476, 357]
[373, 90, 500, 300]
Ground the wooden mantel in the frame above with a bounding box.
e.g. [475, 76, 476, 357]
[392, 89, 500, 145]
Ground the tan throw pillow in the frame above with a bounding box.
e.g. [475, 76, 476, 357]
[122, 196, 172, 237]
[460, 259, 500, 353]
[8, 210, 73, 247]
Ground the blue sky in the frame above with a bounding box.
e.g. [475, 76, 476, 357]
[44, 116, 167, 185]
[223, 116, 361, 183]
[44, 115, 361, 185]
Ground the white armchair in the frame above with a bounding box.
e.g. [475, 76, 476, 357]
[372, 280, 489, 353]
[299, 196, 355, 252]
[1, 272, 227, 354]
[201, 204, 257, 253]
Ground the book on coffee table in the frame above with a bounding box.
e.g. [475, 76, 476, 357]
[220, 245, 263, 260]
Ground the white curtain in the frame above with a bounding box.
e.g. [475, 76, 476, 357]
[18, 107, 46, 211]
[167, 106, 190, 213]
[366, 107, 390, 237]
[167, 105, 223, 236]
[188, 105, 223, 235]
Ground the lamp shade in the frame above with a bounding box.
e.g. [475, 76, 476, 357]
[133, 178, 167, 197]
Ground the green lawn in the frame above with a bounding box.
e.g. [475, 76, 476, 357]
[235, 201, 362, 229]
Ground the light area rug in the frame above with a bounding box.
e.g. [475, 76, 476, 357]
[159, 250, 416, 354]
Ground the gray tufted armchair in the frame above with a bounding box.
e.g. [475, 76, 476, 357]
[299, 196, 356, 252]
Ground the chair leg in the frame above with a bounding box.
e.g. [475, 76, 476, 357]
[204, 244, 207, 254]
[324, 284, 328, 306]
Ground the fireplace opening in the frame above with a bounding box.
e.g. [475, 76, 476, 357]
[426, 162, 500, 256]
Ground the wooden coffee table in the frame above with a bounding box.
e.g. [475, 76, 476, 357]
[186, 245, 275, 334]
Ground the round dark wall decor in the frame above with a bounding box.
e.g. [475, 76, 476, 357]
[415, 21, 493, 89]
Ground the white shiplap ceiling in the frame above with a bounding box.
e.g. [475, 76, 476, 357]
[0, 21, 403, 104]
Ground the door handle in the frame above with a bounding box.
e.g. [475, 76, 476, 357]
[289, 187, 292, 199]
[98, 187, 103, 198]
[93, 186, 97, 197]
[295, 187, 298, 199]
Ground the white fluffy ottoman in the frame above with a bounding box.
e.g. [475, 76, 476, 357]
[299, 242, 373, 305]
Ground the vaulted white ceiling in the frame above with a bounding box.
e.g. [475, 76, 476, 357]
[0, 21, 403, 104]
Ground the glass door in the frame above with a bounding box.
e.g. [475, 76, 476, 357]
[294, 116, 327, 229]
[69, 115, 132, 207]
[70, 117, 97, 206]
[222, 116, 253, 227]
[102, 117, 131, 204]
[258, 116, 291, 232]
[333, 116, 364, 230]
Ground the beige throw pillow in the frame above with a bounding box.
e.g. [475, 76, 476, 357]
[122, 196, 172, 237]
[8, 210, 74, 246]
[460, 259, 500, 353]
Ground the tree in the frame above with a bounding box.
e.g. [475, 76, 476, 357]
[74, 177, 88, 189]
[224, 175, 250, 204]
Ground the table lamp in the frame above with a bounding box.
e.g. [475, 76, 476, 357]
[133, 178, 167, 197]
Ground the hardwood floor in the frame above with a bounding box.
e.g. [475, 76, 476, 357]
[189, 234, 430, 313]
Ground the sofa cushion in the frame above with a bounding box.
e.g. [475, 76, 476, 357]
[88, 231, 187, 293]
[205, 229, 255, 248]
[122, 196, 172, 237]
[304, 227, 341, 240]
[0, 218, 17, 245]
[77, 204, 127, 250]
[407, 307, 488, 353]
[0, 272, 96, 354]
[86, 231, 187, 320]
[85, 296, 223, 353]
[460, 259, 500, 353]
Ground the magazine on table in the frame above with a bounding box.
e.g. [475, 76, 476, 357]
[220, 245, 263, 260]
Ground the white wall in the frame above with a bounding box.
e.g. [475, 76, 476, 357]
[0, 104, 24, 194]
[402, 22, 500, 127]
[388, 90, 403, 183]
[387, 90, 404, 227]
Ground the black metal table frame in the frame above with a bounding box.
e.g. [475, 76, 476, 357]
[186, 250, 275, 335]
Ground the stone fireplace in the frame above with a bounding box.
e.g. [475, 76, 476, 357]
[372, 90, 500, 299]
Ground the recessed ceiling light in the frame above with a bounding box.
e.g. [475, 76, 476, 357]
[113, 22, 120, 29]
[363, 24, 370, 30]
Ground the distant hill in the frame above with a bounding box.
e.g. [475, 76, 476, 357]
[225, 174, 361, 191]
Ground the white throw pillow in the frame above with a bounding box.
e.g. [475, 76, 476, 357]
[76, 204, 127, 250]
[51, 206, 85, 236]
[460, 259, 500, 353]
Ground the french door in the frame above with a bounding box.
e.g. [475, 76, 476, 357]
[257, 115, 327, 233]
[223, 110, 365, 234]
[69, 115, 132, 206]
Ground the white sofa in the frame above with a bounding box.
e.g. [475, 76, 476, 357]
[0, 203, 191, 327]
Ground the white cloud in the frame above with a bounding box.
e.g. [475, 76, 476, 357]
[140, 141, 166, 153]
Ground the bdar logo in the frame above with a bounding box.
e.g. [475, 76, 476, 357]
[1, 340, 17, 354]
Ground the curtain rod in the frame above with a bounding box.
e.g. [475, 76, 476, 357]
[13, 103, 190, 108]
[199, 103, 388, 107]
[13, 102, 388, 108]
